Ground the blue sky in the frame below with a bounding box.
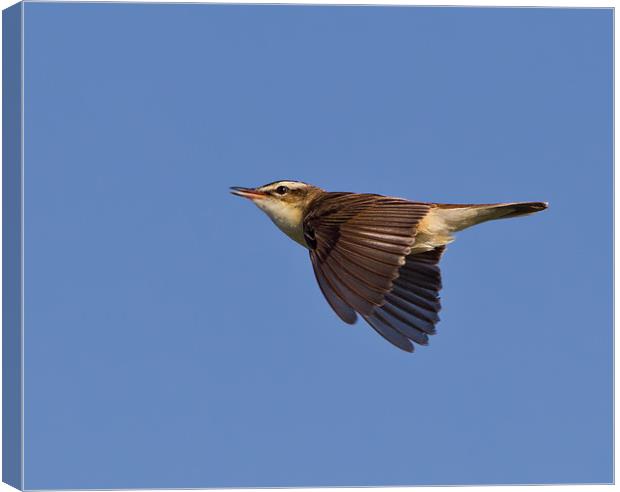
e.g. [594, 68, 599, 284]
[22, 3, 612, 488]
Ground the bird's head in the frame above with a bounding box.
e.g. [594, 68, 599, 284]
[230, 180, 324, 246]
[231, 180, 322, 215]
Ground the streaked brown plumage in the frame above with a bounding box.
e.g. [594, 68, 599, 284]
[231, 180, 548, 353]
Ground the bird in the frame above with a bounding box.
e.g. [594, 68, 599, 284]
[231, 180, 548, 353]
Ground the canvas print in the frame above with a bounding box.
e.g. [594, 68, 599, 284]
[2, 2, 613, 490]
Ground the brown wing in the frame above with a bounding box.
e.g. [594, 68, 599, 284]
[304, 192, 444, 352]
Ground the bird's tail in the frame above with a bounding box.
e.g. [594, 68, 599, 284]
[432, 201, 548, 233]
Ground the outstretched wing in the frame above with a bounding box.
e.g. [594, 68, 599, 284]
[304, 192, 444, 352]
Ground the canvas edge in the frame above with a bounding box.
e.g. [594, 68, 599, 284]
[2, 2, 24, 490]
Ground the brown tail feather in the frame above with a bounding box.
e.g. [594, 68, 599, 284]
[432, 201, 548, 232]
[490, 201, 548, 218]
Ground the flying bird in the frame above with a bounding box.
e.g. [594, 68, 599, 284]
[231, 180, 547, 353]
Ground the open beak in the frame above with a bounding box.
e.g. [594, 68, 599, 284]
[230, 186, 267, 200]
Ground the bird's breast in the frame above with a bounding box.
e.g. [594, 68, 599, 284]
[275, 219, 308, 248]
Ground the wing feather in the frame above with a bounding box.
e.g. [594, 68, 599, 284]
[334, 244, 402, 277]
[304, 192, 444, 352]
[320, 259, 376, 314]
[310, 254, 357, 324]
[336, 238, 407, 265]
[373, 309, 429, 345]
[328, 249, 393, 289]
[363, 313, 415, 353]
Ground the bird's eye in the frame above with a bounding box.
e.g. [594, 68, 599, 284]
[275, 185, 289, 195]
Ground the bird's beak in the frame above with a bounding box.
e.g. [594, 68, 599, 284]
[230, 186, 267, 200]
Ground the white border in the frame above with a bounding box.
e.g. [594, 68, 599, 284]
[0, 1, 614, 492]
[6, 0, 619, 6]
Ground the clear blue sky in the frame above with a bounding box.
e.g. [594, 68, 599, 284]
[23, 3, 612, 488]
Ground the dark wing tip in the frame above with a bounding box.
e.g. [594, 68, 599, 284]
[532, 201, 549, 211]
[363, 314, 416, 353]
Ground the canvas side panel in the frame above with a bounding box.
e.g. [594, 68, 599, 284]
[3, 2, 23, 490]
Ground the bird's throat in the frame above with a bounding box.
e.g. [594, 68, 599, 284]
[255, 200, 308, 248]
